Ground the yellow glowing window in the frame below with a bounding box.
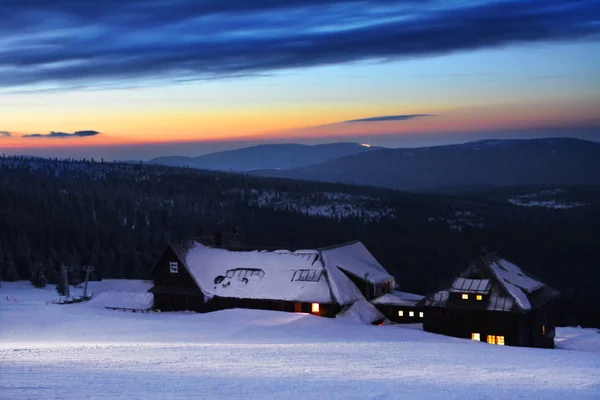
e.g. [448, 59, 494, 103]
[496, 336, 505, 346]
[476, 295, 483, 301]
[472, 333, 481, 341]
[419, 312, 424, 318]
[487, 335, 496, 344]
[398, 310, 404, 317]
[542, 325, 546, 335]
[409, 311, 414, 317]
[462, 294, 469, 300]
[311, 303, 320, 313]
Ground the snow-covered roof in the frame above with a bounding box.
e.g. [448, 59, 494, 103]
[489, 259, 544, 294]
[372, 291, 424, 307]
[337, 299, 385, 325]
[95, 279, 153, 294]
[184, 243, 333, 303]
[423, 255, 555, 312]
[320, 241, 393, 285]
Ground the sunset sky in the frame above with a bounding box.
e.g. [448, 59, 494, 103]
[1, 0, 599, 160]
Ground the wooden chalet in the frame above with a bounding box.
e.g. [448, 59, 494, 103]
[148, 239, 393, 323]
[422, 251, 560, 348]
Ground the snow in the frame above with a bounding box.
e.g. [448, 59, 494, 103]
[372, 291, 424, 307]
[337, 299, 385, 325]
[493, 259, 544, 293]
[488, 259, 545, 310]
[321, 241, 393, 284]
[185, 244, 333, 303]
[86, 279, 154, 310]
[1, 282, 600, 399]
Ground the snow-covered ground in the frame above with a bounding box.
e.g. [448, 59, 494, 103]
[1, 282, 599, 400]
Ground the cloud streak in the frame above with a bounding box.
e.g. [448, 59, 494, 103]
[0, 131, 11, 137]
[22, 130, 100, 138]
[344, 114, 434, 123]
[0, 0, 598, 89]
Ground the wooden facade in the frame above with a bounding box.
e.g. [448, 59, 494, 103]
[148, 245, 205, 312]
[422, 253, 559, 348]
[375, 303, 424, 324]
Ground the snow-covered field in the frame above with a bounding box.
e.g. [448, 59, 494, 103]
[1, 282, 599, 400]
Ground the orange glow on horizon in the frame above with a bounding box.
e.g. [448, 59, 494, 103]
[1, 101, 598, 150]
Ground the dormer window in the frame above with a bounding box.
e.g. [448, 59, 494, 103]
[462, 294, 469, 300]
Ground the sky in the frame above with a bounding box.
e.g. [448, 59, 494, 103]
[0, 0, 599, 160]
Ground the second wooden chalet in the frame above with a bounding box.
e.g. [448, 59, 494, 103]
[422, 250, 560, 348]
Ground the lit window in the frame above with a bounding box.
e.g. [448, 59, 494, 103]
[487, 335, 496, 344]
[419, 312, 424, 318]
[476, 295, 483, 301]
[409, 311, 414, 317]
[496, 336, 505, 346]
[169, 262, 178, 274]
[462, 294, 469, 300]
[311, 303, 320, 313]
[398, 310, 404, 317]
[472, 333, 481, 341]
[542, 325, 545, 335]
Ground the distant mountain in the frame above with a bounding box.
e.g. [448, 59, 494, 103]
[251, 138, 600, 191]
[148, 142, 381, 171]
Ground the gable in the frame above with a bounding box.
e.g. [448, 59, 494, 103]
[150, 245, 198, 288]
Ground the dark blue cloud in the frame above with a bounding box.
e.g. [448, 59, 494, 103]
[0, 131, 11, 137]
[0, 0, 598, 89]
[22, 130, 100, 138]
[344, 114, 434, 123]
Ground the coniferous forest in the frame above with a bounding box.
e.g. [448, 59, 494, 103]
[1, 156, 599, 327]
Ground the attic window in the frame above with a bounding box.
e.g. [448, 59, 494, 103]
[398, 310, 404, 317]
[472, 333, 481, 341]
[476, 295, 483, 301]
[462, 294, 469, 300]
[293, 269, 322, 282]
[169, 262, 178, 274]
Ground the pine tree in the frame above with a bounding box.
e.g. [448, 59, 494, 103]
[29, 260, 47, 288]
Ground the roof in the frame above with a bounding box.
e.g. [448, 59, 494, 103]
[184, 243, 333, 303]
[172, 241, 369, 306]
[372, 291, 424, 307]
[423, 254, 559, 313]
[320, 241, 394, 285]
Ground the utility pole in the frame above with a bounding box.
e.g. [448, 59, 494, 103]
[82, 265, 94, 298]
[61, 264, 70, 298]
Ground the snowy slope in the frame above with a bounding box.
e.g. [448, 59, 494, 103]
[1, 282, 599, 400]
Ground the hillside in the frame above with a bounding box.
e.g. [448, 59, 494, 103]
[149, 142, 380, 171]
[251, 138, 600, 190]
[1, 282, 599, 399]
[1, 156, 599, 327]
